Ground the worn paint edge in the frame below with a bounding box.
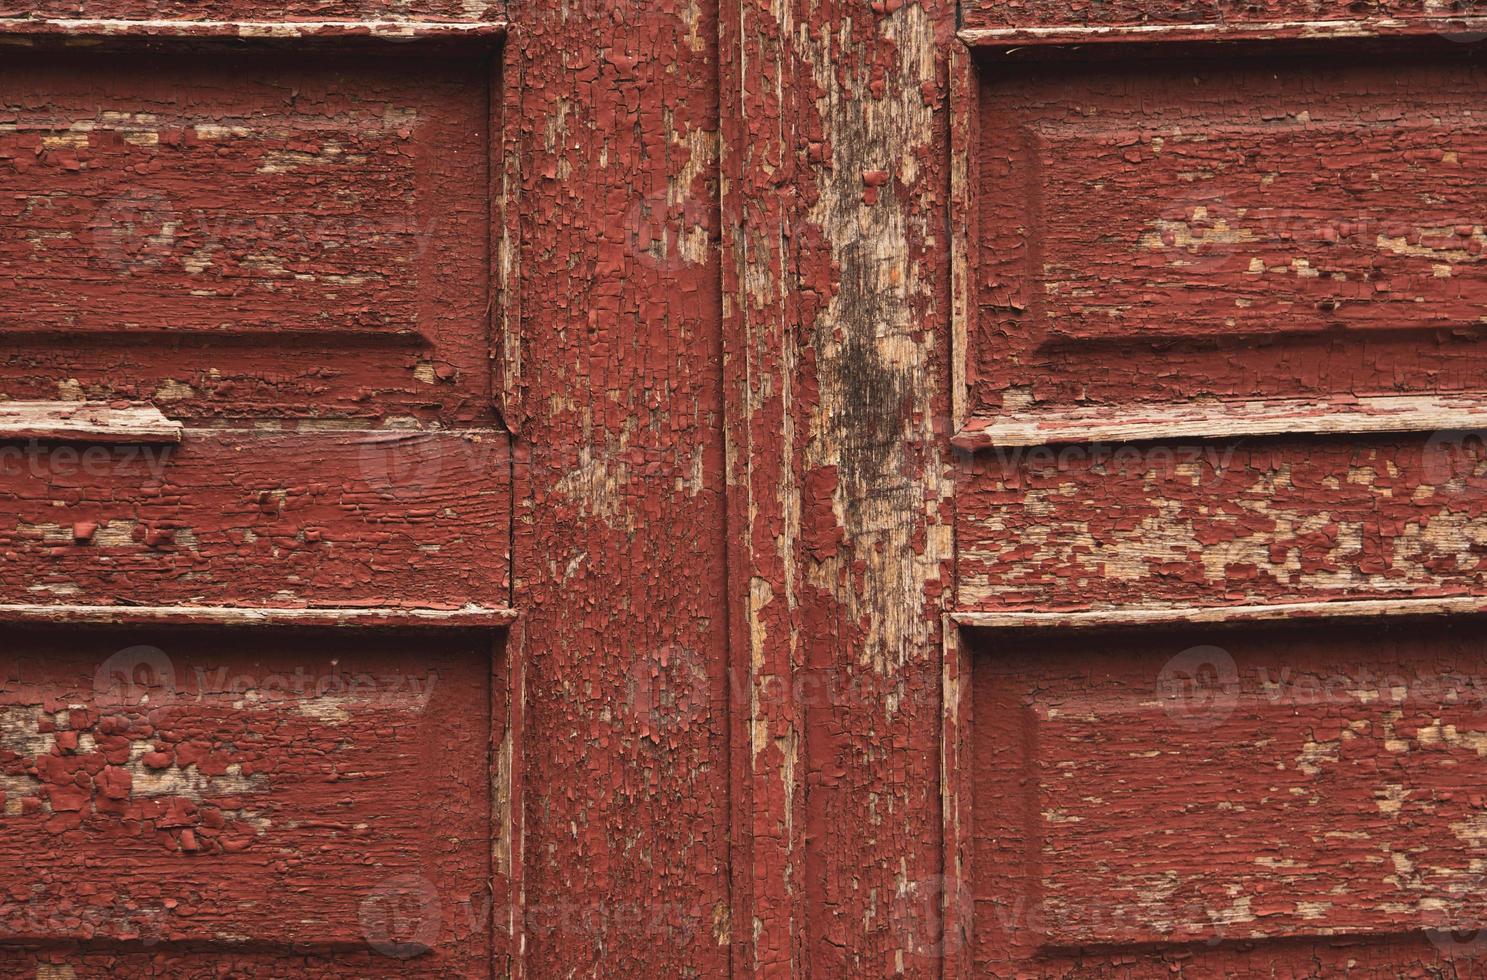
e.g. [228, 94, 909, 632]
[953, 394, 1487, 449]
[0, 402, 181, 444]
[0, 603, 518, 628]
[940, 614, 974, 979]
[0, 17, 507, 39]
[959, 17, 1487, 45]
[953, 595, 1487, 631]
[948, 40, 976, 440]
[497, 25, 524, 436]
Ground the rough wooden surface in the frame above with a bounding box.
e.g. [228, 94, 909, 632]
[0, 47, 499, 425]
[0, 429, 510, 611]
[0, 626, 492, 975]
[955, 394, 1487, 449]
[0, 17, 506, 38]
[971, 619, 1487, 975]
[507, 0, 731, 973]
[959, 434, 1487, 613]
[967, 42, 1487, 421]
[724, 0, 956, 973]
[956, 594, 1487, 630]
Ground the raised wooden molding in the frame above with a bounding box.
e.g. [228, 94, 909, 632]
[0, 603, 517, 629]
[0, 17, 507, 40]
[952, 393, 1487, 450]
[958, 17, 1487, 46]
[954, 595, 1487, 631]
[0, 402, 182, 444]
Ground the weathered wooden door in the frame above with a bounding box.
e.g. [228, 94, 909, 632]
[8, 0, 1487, 977]
[947, 14, 1487, 979]
[0, 25, 512, 976]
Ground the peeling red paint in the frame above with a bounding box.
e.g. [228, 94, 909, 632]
[4, 0, 1487, 974]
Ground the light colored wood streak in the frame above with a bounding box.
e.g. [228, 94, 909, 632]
[954, 595, 1487, 630]
[958, 18, 1487, 45]
[0, 17, 506, 38]
[0, 402, 181, 443]
[954, 394, 1487, 449]
[0, 602, 516, 628]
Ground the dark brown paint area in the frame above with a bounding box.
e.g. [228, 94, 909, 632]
[0, 47, 497, 423]
[974, 43, 1487, 414]
[0, 625, 494, 975]
[971, 618, 1487, 976]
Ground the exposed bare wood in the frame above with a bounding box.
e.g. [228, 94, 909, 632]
[953, 595, 1487, 631]
[0, 602, 516, 628]
[958, 17, 1487, 45]
[0, 402, 181, 443]
[953, 394, 1487, 450]
[948, 41, 976, 438]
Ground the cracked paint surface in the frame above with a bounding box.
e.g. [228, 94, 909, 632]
[0, 627, 490, 975]
[0, 47, 498, 424]
[972, 45, 1487, 416]
[971, 620, 1487, 976]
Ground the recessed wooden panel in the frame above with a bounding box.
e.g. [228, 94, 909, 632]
[0, 428, 510, 613]
[0, 625, 493, 974]
[971, 618, 1487, 974]
[0, 46, 498, 423]
[969, 42, 1487, 421]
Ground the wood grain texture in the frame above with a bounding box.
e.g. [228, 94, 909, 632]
[0, 1, 501, 22]
[723, 0, 958, 972]
[958, 0, 1487, 35]
[0, 428, 510, 612]
[954, 394, 1487, 449]
[0, 402, 181, 443]
[970, 619, 1487, 975]
[507, 0, 731, 974]
[0, 626, 492, 975]
[0, 47, 499, 425]
[956, 594, 1487, 629]
[0, 17, 506, 38]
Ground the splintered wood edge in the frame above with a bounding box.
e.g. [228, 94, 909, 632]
[952, 394, 1487, 450]
[0, 17, 508, 40]
[953, 596, 1487, 631]
[0, 604, 519, 629]
[0, 402, 183, 444]
[958, 17, 1487, 45]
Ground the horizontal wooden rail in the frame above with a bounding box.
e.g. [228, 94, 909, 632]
[953, 393, 1487, 450]
[0, 17, 506, 40]
[0, 603, 517, 629]
[0, 402, 182, 444]
[958, 17, 1487, 46]
[953, 595, 1487, 631]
